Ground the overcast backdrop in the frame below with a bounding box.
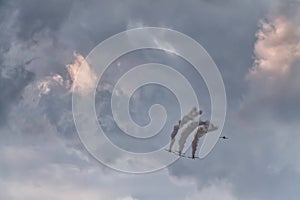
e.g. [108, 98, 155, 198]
[1, 0, 300, 199]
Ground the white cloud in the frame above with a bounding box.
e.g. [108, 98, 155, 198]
[117, 196, 139, 200]
[250, 18, 299, 72]
[185, 180, 238, 200]
[37, 74, 64, 95]
[247, 6, 300, 96]
[34, 52, 97, 99]
[0, 180, 113, 200]
[239, 2, 300, 121]
[66, 52, 97, 95]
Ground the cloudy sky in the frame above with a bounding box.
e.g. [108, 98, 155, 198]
[1, 0, 300, 199]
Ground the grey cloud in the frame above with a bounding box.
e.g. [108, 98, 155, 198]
[239, 1, 300, 122]
[169, 118, 300, 200]
[15, 0, 73, 41]
[169, 1, 300, 199]
[1, 0, 299, 199]
[0, 64, 34, 126]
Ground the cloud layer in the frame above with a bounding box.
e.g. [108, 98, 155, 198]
[1, 0, 300, 199]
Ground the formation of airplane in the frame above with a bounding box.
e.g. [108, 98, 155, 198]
[164, 149, 199, 159]
[165, 107, 229, 160]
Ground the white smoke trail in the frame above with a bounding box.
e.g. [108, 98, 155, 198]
[191, 127, 206, 159]
[191, 122, 218, 158]
[168, 108, 202, 152]
[168, 121, 181, 152]
[177, 120, 200, 155]
[179, 107, 202, 128]
[178, 118, 218, 157]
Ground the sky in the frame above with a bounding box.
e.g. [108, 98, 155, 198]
[0, 0, 300, 199]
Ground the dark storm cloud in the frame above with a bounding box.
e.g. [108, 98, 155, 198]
[0, 0, 73, 127]
[122, 0, 268, 105]
[56, 0, 268, 96]
[0, 64, 34, 126]
[15, 0, 73, 40]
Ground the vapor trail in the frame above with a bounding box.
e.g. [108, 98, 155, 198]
[168, 120, 181, 152]
[179, 107, 202, 128]
[168, 108, 202, 152]
[191, 127, 206, 159]
[177, 120, 200, 155]
[191, 122, 218, 158]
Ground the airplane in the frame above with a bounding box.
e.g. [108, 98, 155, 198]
[219, 136, 229, 139]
